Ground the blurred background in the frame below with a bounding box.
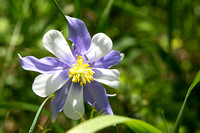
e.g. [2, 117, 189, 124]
[0, 0, 200, 132]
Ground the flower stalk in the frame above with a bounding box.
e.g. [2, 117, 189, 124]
[51, 0, 68, 24]
[29, 95, 52, 133]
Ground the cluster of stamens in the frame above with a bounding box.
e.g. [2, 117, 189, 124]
[69, 56, 94, 86]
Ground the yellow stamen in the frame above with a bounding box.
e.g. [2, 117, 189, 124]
[69, 56, 95, 86]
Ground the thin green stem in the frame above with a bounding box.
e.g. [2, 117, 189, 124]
[29, 95, 52, 133]
[113, 125, 118, 133]
[90, 102, 96, 119]
[38, 112, 52, 133]
[51, 0, 68, 24]
[42, 112, 52, 131]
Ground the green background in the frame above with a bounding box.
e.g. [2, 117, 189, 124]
[0, 0, 200, 132]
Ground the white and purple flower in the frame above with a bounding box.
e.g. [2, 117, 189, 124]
[18, 16, 124, 121]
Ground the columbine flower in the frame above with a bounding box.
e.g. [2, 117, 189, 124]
[18, 16, 123, 121]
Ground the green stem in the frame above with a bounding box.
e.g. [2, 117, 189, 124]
[113, 125, 118, 133]
[29, 96, 52, 133]
[90, 102, 96, 119]
[38, 112, 52, 133]
[43, 112, 52, 131]
[51, 0, 68, 24]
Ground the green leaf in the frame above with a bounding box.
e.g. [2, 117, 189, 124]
[173, 71, 200, 133]
[66, 115, 162, 133]
[125, 120, 161, 133]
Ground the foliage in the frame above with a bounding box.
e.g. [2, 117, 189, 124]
[0, 0, 200, 132]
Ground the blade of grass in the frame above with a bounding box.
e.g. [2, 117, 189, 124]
[173, 71, 200, 133]
[161, 110, 168, 133]
[67, 115, 162, 133]
[0, 21, 22, 100]
[98, 0, 114, 31]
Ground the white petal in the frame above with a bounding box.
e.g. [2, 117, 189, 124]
[32, 70, 69, 97]
[93, 68, 120, 88]
[43, 30, 75, 66]
[85, 33, 113, 61]
[63, 83, 84, 120]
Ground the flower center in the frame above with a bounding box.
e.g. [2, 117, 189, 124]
[69, 56, 94, 86]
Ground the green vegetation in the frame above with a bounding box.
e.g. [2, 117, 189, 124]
[0, 0, 200, 132]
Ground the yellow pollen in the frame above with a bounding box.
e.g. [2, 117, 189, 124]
[69, 56, 95, 86]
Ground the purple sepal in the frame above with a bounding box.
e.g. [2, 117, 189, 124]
[90, 50, 123, 69]
[18, 55, 69, 74]
[83, 81, 113, 115]
[51, 80, 72, 122]
[66, 16, 91, 55]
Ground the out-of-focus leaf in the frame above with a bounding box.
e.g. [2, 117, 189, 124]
[0, 101, 49, 115]
[98, 0, 114, 31]
[114, 36, 137, 51]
